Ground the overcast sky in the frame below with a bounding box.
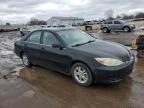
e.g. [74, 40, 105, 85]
[0, 0, 144, 24]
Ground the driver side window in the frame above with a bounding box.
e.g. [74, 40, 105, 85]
[42, 31, 60, 46]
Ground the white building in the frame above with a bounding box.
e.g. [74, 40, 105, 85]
[47, 16, 84, 26]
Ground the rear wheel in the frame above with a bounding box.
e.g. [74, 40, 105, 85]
[71, 63, 93, 86]
[21, 53, 32, 67]
[123, 26, 130, 32]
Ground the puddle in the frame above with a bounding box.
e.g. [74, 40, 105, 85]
[18, 57, 144, 108]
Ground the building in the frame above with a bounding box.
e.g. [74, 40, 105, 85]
[47, 16, 84, 26]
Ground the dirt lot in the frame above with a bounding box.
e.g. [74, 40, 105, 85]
[0, 31, 144, 108]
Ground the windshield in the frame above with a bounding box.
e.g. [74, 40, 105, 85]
[119, 20, 126, 24]
[57, 29, 96, 46]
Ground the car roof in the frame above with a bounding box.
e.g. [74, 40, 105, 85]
[34, 27, 76, 32]
[105, 19, 123, 21]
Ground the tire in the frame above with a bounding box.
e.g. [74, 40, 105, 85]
[102, 27, 109, 33]
[21, 53, 32, 67]
[123, 26, 130, 32]
[71, 63, 93, 86]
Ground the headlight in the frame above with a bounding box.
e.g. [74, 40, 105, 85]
[131, 25, 135, 27]
[95, 58, 124, 66]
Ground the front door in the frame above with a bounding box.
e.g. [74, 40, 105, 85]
[107, 20, 114, 30]
[40, 31, 70, 73]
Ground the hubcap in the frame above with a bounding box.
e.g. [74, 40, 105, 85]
[74, 66, 88, 84]
[103, 28, 107, 32]
[22, 55, 29, 66]
[124, 27, 129, 32]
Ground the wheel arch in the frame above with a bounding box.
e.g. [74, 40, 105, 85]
[70, 60, 94, 77]
[20, 51, 24, 58]
[123, 26, 130, 29]
[102, 27, 110, 32]
[103, 27, 108, 29]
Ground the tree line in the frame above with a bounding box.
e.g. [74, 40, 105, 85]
[28, 18, 47, 25]
[105, 9, 144, 20]
[117, 12, 144, 20]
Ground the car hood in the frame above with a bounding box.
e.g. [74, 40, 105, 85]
[72, 40, 131, 62]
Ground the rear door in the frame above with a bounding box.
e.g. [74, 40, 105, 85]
[113, 21, 123, 30]
[40, 31, 71, 73]
[24, 30, 42, 64]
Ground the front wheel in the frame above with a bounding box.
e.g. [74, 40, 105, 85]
[123, 26, 130, 32]
[102, 27, 109, 33]
[71, 63, 93, 86]
[21, 53, 32, 67]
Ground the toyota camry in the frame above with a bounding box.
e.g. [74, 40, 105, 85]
[14, 28, 135, 86]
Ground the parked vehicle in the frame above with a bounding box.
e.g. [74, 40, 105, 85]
[20, 25, 47, 36]
[14, 28, 135, 86]
[20, 27, 32, 36]
[136, 35, 144, 58]
[100, 20, 135, 33]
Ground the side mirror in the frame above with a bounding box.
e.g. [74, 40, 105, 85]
[52, 44, 63, 49]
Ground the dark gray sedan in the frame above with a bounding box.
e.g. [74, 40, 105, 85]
[14, 28, 135, 86]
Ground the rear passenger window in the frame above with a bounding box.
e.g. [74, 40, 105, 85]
[114, 21, 121, 24]
[43, 31, 60, 45]
[27, 31, 41, 44]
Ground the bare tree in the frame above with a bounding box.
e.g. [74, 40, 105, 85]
[116, 12, 144, 20]
[135, 12, 144, 18]
[6, 22, 11, 26]
[28, 18, 47, 25]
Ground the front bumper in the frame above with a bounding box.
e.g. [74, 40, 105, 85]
[92, 60, 134, 83]
[130, 25, 136, 30]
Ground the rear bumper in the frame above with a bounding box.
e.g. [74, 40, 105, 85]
[92, 61, 134, 83]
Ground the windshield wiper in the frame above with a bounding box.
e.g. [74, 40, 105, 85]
[86, 40, 95, 44]
[72, 40, 95, 47]
[72, 43, 84, 47]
